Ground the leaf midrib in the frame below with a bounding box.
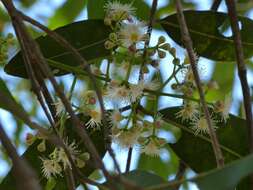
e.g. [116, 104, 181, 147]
[7, 38, 107, 73]
[162, 117, 242, 159]
[160, 21, 253, 47]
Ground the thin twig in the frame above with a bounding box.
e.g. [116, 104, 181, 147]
[139, 0, 158, 80]
[225, 0, 253, 188]
[0, 122, 41, 190]
[1, 0, 113, 184]
[125, 147, 133, 172]
[175, 0, 224, 167]
[18, 11, 122, 175]
[174, 160, 187, 190]
[211, 0, 222, 11]
[66, 168, 76, 190]
[225, 0, 253, 152]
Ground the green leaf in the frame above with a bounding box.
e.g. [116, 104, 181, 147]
[137, 148, 178, 180]
[148, 154, 253, 190]
[193, 154, 253, 190]
[0, 78, 32, 125]
[159, 106, 249, 173]
[48, 0, 87, 29]
[102, 170, 170, 190]
[88, 0, 150, 21]
[160, 10, 253, 61]
[0, 114, 107, 190]
[4, 19, 111, 78]
[206, 62, 235, 101]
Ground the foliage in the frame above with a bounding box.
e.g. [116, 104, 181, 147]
[0, 0, 252, 190]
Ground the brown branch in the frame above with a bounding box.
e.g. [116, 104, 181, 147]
[17, 11, 122, 175]
[225, 0, 253, 188]
[65, 168, 76, 190]
[0, 122, 41, 190]
[211, 0, 222, 11]
[139, 0, 158, 81]
[174, 160, 187, 190]
[225, 0, 253, 152]
[175, 0, 224, 167]
[1, 0, 114, 183]
[125, 147, 133, 172]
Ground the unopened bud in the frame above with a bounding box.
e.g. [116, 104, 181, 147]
[158, 50, 166, 59]
[158, 36, 166, 44]
[37, 140, 46, 152]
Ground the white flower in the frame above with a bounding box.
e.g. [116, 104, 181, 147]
[153, 113, 164, 128]
[176, 102, 199, 121]
[215, 95, 231, 121]
[129, 80, 145, 102]
[86, 109, 102, 129]
[41, 158, 62, 179]
[109, 109, 122, 127]
[144, 80, 160, 91]
[119, 22, 146, 48]
[104, 1, 135, 22]
[56, 140, 79, 170]
[191, 115, 217, 135]
[142, 138, 160, 157]
[106, 81, 130, 103]
[53, 100, 65, 116]
[114, 126, 142, 148]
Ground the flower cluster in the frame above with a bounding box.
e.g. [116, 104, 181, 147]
[174, 63, 232, 135]
[39, 139, 90, 179]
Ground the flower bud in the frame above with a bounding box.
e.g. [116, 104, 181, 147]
[26, 133, 35, 146]
[37, 140, 46, 152]
[158, 36, 166, 44]
[76, 158, 85, 168]
[104, 40, 115, 49]
[158, 50, 166, 59]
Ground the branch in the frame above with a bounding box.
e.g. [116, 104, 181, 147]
[0, 122, 41, 190]
[225, 0, 253, 187]
[211, 0, 222, 11]
[1, 0, 113, 183]
[175, 0, 224, 167]
[125, 147, 133, 172]
[17, 11, 122, 175]
[225, 0, 253, 152]
[174, 160, 187, 190]
[139, 0, 158, 80]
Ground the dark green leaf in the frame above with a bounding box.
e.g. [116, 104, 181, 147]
[0, 114, 107, 190]
[4, 19, 111, 78]
[48, 0, 87, 29]
[160, 10, 253, 61]
[102, 170, 170, 190]
[148, 154, 253, 190]
[193, 154, 253, 190]
[159, 106, 249, 172]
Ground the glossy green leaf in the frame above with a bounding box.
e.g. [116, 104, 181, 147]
[4, 19, 111, 78]
[193, 154, 253, 190]
[160, 10, 253, 61]
[88, 0, 150, 21]
[48, 0, 87, 29]
[102, 170, 170, 190]
[159, 106, 249, 172]
[0, 114, 107, 190]
[137, 147, 178, 180]
[148, 154, 253, 190]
